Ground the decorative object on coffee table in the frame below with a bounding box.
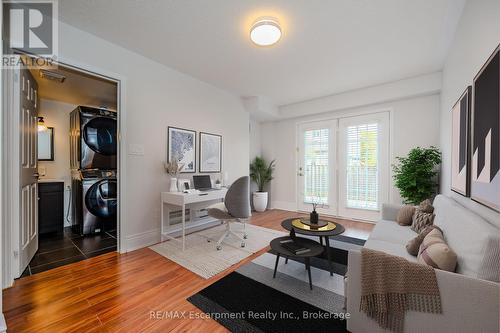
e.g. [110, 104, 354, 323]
[310, 202, 319, 223]
[270, 236, 324, 290]
[282, 218, 345, 276]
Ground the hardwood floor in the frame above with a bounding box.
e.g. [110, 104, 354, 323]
[2, 209, 373, 332]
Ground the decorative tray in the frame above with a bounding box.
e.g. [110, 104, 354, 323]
[291, 219, 337, 232]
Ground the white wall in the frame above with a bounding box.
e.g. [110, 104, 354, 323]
[57, 21, 249, 251]
[439, 0, 500, 226]
[261, 94, 441, 213]
[38, 99, 76, 227]
[249, 119, 261, 161]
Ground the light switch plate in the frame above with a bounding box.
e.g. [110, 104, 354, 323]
[39, 166, 46, 176]
[129, 144, 145, 156]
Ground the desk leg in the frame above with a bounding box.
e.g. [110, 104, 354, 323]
[182, 204, 186, 251]
[160, 199, 164, 242]
[325, 236, 333, 276]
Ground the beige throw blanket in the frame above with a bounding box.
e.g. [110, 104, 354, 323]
[360, 248, 442, 333]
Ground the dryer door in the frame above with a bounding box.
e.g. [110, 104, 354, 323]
[83, 117, 117, 156]
[85, 179, 117, 218]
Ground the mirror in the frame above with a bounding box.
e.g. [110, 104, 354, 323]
[38, 127, 54, 161]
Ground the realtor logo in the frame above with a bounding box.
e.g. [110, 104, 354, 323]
[2, 0, 58, 67]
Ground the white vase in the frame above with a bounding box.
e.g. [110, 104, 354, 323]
[253, 192, 268, 212]
[169, 177, 178, 192]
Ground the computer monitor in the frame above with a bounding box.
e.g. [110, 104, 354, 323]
[193, 175, 212, 190]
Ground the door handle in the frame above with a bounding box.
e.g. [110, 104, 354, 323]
[33, 173, 40, 179]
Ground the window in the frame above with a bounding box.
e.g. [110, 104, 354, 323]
[303, 129, 329, 205]
[346, 123, 379, 210]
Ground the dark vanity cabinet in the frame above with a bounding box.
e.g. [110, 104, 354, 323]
[38, 181, 64, 234]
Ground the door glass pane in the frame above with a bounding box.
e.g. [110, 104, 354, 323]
[346, 123, 378, 210]
[304, 129, 329, 205]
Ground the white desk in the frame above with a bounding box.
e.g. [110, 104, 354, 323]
[160, 189, 227, 250]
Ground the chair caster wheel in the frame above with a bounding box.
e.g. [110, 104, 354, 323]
[216, 245, 222, 250]
[243, 234, 248, 239]
[241, 242, 245, 248]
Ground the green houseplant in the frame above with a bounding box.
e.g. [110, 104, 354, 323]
[250, 157, 276, 212]
[392, 146, 441, 204]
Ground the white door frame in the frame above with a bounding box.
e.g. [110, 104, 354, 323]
[1, 54, 127, 288]
[296, 120, 338, 216]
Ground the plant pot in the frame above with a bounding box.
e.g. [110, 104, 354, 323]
[169, 177, 178, 192]
[253, 192, 268, 212]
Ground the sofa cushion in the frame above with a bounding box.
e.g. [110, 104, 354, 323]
[368, 219, 417, 245]
[417, 228, 457, 272]
[364, 238, 418, 262]
[478, 237, 500, 283]
[411, 209, 435, 233]
[396, 205, 415, 225]
[418, 199, 435, 213]
[406, 225, 441, 256]
[433, 195, 500, 278]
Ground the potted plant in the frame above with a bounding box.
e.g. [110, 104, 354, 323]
[250, 157, 276, 212]
[163, 159, 184, 192]
[392, 146, 441, 204]
[214, 178, 222, 189]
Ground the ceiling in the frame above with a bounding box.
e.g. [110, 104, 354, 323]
[58, 0, 464, 107]
[29, 63, 118, 110]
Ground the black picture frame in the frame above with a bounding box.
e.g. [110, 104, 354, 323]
[199, 132, 222, 173]
[450, 86, 471, 197]
[470, 44, 500, 212]
[38, 127, 54, 161]
[167, 126, 196, 173]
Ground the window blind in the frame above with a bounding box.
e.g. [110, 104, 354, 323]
[346, 123, 378, 210]
[303, 129, 329, 205]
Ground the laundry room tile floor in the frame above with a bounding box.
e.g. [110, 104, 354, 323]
[19, 227, 117, 277]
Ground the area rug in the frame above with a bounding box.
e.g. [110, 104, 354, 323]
[149, 223, 286, 279]
[188, 236, 365, 333]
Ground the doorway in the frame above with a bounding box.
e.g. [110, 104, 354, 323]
[2, 57, 122, 282]
[296, 112, 390, 221]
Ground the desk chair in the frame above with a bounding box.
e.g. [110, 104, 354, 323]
[207, 176, 251, 250]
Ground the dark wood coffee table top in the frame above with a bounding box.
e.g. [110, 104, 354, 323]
[281, 218, 345, 237]
[270, 236, 324, 258]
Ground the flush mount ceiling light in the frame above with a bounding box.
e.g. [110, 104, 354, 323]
[250, 17, 282, 46]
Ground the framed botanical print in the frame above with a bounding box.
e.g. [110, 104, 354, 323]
[199, 132, 222, 173]
[451, 86, 471, 196]
[167, 126, 196, 173]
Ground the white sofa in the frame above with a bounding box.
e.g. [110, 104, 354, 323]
[346, 195, 500, 333]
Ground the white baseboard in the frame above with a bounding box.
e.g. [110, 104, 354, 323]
[0, 313, 6, 333]
[122, 228, 160, 253]
[271, 201, 297, 211]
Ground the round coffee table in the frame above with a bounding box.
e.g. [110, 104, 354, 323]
[270, 236, 324, 290]
[281, 218, 345, 276]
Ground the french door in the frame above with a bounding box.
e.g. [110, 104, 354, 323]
[338, 113, 389, 220]
[297, 112, 389, 221]
[297, 120, 337, 215]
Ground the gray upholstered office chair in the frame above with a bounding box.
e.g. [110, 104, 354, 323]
[207, 176, 251, 250]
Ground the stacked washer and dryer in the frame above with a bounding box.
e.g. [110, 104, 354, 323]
[70, 106, 117, 235]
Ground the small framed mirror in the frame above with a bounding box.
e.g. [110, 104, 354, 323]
[38, 127, 54, 161]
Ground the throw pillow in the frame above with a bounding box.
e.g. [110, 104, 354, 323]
[396, 205, 415, 226]
[418, 199, 434, 213]
[477, 237, 500, 283]
[418, 228, 457, 272]
[411, 209, 435, 233]
[406, 225, 441, 256]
